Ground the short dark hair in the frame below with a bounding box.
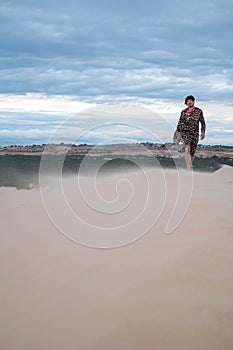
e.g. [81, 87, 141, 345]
[185, 95, 195, 105]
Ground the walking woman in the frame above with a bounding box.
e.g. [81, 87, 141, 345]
[174, 95, 206, 169]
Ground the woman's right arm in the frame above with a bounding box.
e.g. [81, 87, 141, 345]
[173, 111, 183, 144]
[176, 111, 183, 132]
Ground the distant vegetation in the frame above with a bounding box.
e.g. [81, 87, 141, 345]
[0, 153, 232, 189]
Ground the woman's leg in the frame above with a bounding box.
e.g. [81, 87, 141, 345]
[184, 145, 192, 169]
[181, 133, 195, 169]
[190, 137, 198, 165]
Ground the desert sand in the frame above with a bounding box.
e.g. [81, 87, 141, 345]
[0, 165, 233, 350]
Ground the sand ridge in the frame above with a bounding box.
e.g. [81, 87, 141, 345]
[0, 165, 233, 349]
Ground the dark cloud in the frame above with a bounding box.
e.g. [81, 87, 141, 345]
[0, 0, 232, 100]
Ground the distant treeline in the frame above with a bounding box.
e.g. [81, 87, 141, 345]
[0, 154, 232, 189]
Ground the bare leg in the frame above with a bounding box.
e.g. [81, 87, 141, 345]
[184, 145, 192, 169]
[190, 138, 198, 166]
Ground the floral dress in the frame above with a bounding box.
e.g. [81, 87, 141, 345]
[174, 107, 206, 156]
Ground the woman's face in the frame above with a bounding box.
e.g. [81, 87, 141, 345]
[186, 99, 194, 107]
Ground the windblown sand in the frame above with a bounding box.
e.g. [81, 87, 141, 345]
[0, 165, 233, 350]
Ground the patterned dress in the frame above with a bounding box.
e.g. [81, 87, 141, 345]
[174, 106, 206, 156]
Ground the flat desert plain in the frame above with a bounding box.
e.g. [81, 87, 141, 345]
[0, 165, 233, 350]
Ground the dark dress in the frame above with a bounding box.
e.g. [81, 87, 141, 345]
[175, 107, 206, 156]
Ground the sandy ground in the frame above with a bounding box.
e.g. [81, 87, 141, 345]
[0, 165, 233, 350]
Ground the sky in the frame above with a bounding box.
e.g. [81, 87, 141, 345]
[0, 0, 233, 146]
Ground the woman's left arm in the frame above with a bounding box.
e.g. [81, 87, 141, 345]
[199, 109, 206, 139]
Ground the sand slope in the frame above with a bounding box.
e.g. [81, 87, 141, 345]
[0, 165, 233, 350]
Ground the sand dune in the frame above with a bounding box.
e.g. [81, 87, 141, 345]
[0, 165, 233, 350]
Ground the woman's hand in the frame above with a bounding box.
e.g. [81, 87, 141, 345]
[200, 132, 205, 140]
[173, 129, 181, 145]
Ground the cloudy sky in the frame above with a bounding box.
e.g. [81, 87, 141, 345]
[0, 0, 233, 146]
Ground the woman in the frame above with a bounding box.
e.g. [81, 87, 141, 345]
[174, 95, 206, 169]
